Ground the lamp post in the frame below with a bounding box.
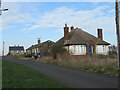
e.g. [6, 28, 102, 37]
[0, 0, 8, 15]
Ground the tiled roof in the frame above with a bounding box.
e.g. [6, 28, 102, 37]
[26, 40, 55, 50]
[9, 46, 24, 51]
[56, 28, 110, 46]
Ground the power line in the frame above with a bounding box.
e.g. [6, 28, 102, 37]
[8, 11, 31, 23]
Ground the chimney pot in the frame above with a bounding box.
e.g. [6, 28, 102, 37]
[97, 29, 103, 40]
[38, 37, 40, 44]
[70, 26, 74, 31]
[64, 24, 69, 38]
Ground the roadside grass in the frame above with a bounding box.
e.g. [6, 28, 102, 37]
[60, 62, 119, 77]
[14, 54, 26, 59]
[2, 60, 68, 88]
[37, 56, 119, 77]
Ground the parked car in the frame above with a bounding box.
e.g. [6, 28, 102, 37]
[34, 52, 41, 59]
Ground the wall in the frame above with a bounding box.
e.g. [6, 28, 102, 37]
[64, 45, 86, 55]
[26, 50, 32, 55]
[96, 45, 109, 55]
[10, 50, 24, 55]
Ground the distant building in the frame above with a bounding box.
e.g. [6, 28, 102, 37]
[26, 38, 55, 57]
[8, 45, 24, 55]
[26, 38, 41, 56]
[55, 24, 110, 55]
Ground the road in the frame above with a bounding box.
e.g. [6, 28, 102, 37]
[2, 57, 118, 88]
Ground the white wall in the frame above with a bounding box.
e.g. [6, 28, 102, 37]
[64, 45, 86, 55]
[96, 45, 109, 55]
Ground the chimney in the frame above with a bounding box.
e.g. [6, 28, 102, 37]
[64, 24, 69, 38]
[38, 37, 40, 44]
[97, 29, 103, 40]
[70, 26, 74, 32]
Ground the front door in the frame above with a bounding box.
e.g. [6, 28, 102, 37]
[89, 45, 93, 55]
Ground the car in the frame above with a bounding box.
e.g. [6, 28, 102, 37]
[34, 52, 41, 59]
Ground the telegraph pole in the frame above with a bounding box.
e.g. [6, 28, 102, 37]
[0, 0, 8, 15]
[2, 42, 4, 56]
[115, 0, 120, 68]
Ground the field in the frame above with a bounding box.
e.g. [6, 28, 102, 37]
[2, 60, 68, 88]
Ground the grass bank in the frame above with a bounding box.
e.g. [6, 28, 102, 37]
[2, 60, 68, 88]
[37, 56, 119, 77]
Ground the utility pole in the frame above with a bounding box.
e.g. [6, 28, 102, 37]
[2, 42, 4, 56]
[115, 0, 120, 68]
[0, 0, 8, 15]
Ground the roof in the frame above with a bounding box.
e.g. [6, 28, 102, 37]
[9, 46, 24, 51]
[56, 28, 110, 46]
[26, 40, 55, 50]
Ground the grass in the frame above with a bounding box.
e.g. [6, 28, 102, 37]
[37, 56, 119, 77]
[2, 60, 68, 88]
[61, 63, 119, 77]
[14, 54, 26, 59]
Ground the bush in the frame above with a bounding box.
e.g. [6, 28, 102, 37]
[51, 44, 67, 59]
[25, 54, 32, 57]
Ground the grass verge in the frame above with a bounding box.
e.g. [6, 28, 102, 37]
[37, 58, 119, 77]
[2, 60, 68, 88]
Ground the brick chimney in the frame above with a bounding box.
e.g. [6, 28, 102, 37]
[38, 37, 40, 44]
[97, 29, 103, 40]
[70, 26, 74, 32]
[64, 24, 69, 38]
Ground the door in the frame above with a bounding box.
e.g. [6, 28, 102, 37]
[89, 46, 93, 55]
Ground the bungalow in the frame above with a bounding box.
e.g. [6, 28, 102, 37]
[26, 38, 55, 57]
[56, 24, 110, 55]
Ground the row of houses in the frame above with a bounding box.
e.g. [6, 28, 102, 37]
[8, 24, 117, 56]
[8, 40, 54, 56]
[26, 39, 54, 57]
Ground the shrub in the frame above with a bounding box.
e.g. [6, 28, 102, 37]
[51, 44, 67, 59]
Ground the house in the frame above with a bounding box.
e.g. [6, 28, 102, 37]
[40, 40, 55, 56]
[55, 24, 110, 55]
[8, 45, 24, 55]
[26, 38, 55, 57]
[26, 38, 41, 56]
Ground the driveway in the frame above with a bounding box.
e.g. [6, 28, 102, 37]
[3, 57, 118, 88]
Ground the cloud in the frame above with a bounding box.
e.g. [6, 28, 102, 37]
[2, 2, 115, 33]
[1, 2, 39, 31]
[26, 5, 115, 35]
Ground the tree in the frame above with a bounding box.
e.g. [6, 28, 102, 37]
[51, 44, 67, 59]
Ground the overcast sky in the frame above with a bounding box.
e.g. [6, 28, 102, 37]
[0, 1, 119, 55]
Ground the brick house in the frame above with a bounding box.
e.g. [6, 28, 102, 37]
[55, 24, 110, 55]
[8, 45, 24, 55]
[26, 38, 54, 57]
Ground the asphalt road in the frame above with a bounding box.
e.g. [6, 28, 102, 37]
[3, 57, 118, 88]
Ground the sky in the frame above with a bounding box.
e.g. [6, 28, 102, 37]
[0, 1, 119, 55]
